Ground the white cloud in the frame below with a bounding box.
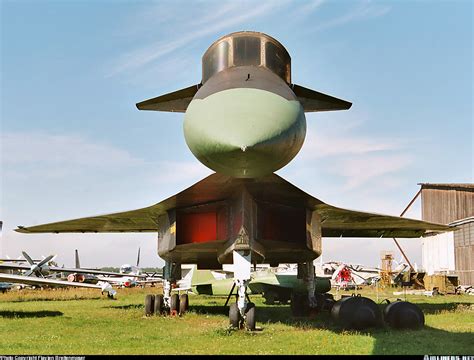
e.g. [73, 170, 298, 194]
[150, 160, 212, 185]
[303, 129, 402, 158]
[291, 0, 326, 17]
[2, 132, 144, 168]
[108, 0, 286, 77]
[1, 131, 210, 267]
[294, 117, 414, 191]
[330, 153, 413, 190]
[312, 0, 391, 32]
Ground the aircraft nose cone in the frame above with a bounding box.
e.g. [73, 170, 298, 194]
[184, 88, 306, 177]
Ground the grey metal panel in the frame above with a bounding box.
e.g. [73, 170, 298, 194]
[292, 84, 352, 112]
[195, 66, 296, 101]
[136, 84, 201, 112]
[157, 210, 176, 259]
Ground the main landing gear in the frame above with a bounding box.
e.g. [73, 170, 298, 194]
[145, 293, 189, 317]
[290, 262, 335, 317]
[144, 261, 189, 317]
[226, 251, 257, 331]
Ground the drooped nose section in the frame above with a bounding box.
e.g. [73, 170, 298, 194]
[184, 87, 306, 178]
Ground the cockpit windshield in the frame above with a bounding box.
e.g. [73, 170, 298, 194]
[120, 264, 133, 274]
[202, 31, 291, 84]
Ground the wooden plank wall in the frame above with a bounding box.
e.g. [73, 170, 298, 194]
[454, 222, 474, 285]
[421, 185, 474, 285]
[421, 187, 474, 224]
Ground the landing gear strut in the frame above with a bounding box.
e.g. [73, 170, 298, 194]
[228, 251, 256, 330]
[290, 262, 318, 317]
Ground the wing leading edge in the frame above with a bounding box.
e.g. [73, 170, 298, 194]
[0, 273, 116, 295]
[16, 173, 451, 238]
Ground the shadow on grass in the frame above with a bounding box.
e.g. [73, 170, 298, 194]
[415, 302, 473, 314]
[0, 310, 63, 318]
[188, 301, 473, 354]
[8, 297, 101, 303]
[105, 304, 143, 310]
[370, 325, 473, 355]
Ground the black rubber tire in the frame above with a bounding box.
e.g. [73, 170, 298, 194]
[291, 292, 309, 317]
[229, 303, 240, 328]
[264, 290, 277, 305]
[170, 294, 180, 315]
[245, 302, 256, 331]
[154, 294, 164, 315]
[179, 294, 189, 315]
[144, 294, 155, 316]
[279, 292, 291, 305]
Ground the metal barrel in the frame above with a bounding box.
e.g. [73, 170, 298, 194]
[315, 277, 331, 294]
[383, 300, 425, 329]
[331, 295, 382, 330]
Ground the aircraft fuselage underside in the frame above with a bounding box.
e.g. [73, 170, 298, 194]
[157, 184, 322, 269]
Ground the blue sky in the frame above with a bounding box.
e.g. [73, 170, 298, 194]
[1, 0, 472, 268]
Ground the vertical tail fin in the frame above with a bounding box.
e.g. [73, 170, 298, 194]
[136, 247, 141, 267]
[75, 249, 80, 269]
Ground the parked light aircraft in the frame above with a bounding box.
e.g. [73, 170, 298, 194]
[0, 250, 121, 297]
[94, 248, 163, 288]
[0, 251, 132, 279]
[16, 31, 451, 330]
[185, 265, 331, 307]
[0, 272, 117, 298]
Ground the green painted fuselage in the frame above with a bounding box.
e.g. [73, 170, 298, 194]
[191, 269, 331, 296]
[184, 67, 306, 178]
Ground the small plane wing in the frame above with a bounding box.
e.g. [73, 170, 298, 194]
[0, 273, 116, 297]
[136, 84, 201, 112]
[15, 173, 450, 238]
[0, 263, 30, 271]
[292, 84, 352, 112]
[49, 266, 148, 278]
[0, 263, 146, 278]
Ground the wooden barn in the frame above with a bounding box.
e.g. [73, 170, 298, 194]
[420, 183, 474, 285]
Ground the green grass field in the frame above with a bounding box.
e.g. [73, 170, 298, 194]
[0, 287, 472, 355]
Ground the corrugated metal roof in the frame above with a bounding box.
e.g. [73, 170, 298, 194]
[449, 216, 474, 226]
[418, 183, 474, 191]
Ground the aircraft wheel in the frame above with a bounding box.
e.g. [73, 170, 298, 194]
[264, 290, 276, 305]
[229, 303, 240, 328]
[179, 294, 189, 315]
[144, 294, 155, 316]
[245, 302, 256, 331]
[170, 294, 180, 316]
[154, 294, 164, 315]
[278, 291, 291, 305]
[291, 293, 309, 317]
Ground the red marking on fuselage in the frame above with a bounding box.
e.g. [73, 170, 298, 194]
[177, 212, 221, 244]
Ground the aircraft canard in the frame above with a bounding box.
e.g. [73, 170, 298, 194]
[137, 31, 351, 178]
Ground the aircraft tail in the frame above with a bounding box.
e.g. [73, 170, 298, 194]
[136, 247, 140, 268]
[75, 249, 80, 269]
[191, 268, 216, 286]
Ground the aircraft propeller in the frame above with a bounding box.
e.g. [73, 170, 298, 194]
[22, 251, 56, 277]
